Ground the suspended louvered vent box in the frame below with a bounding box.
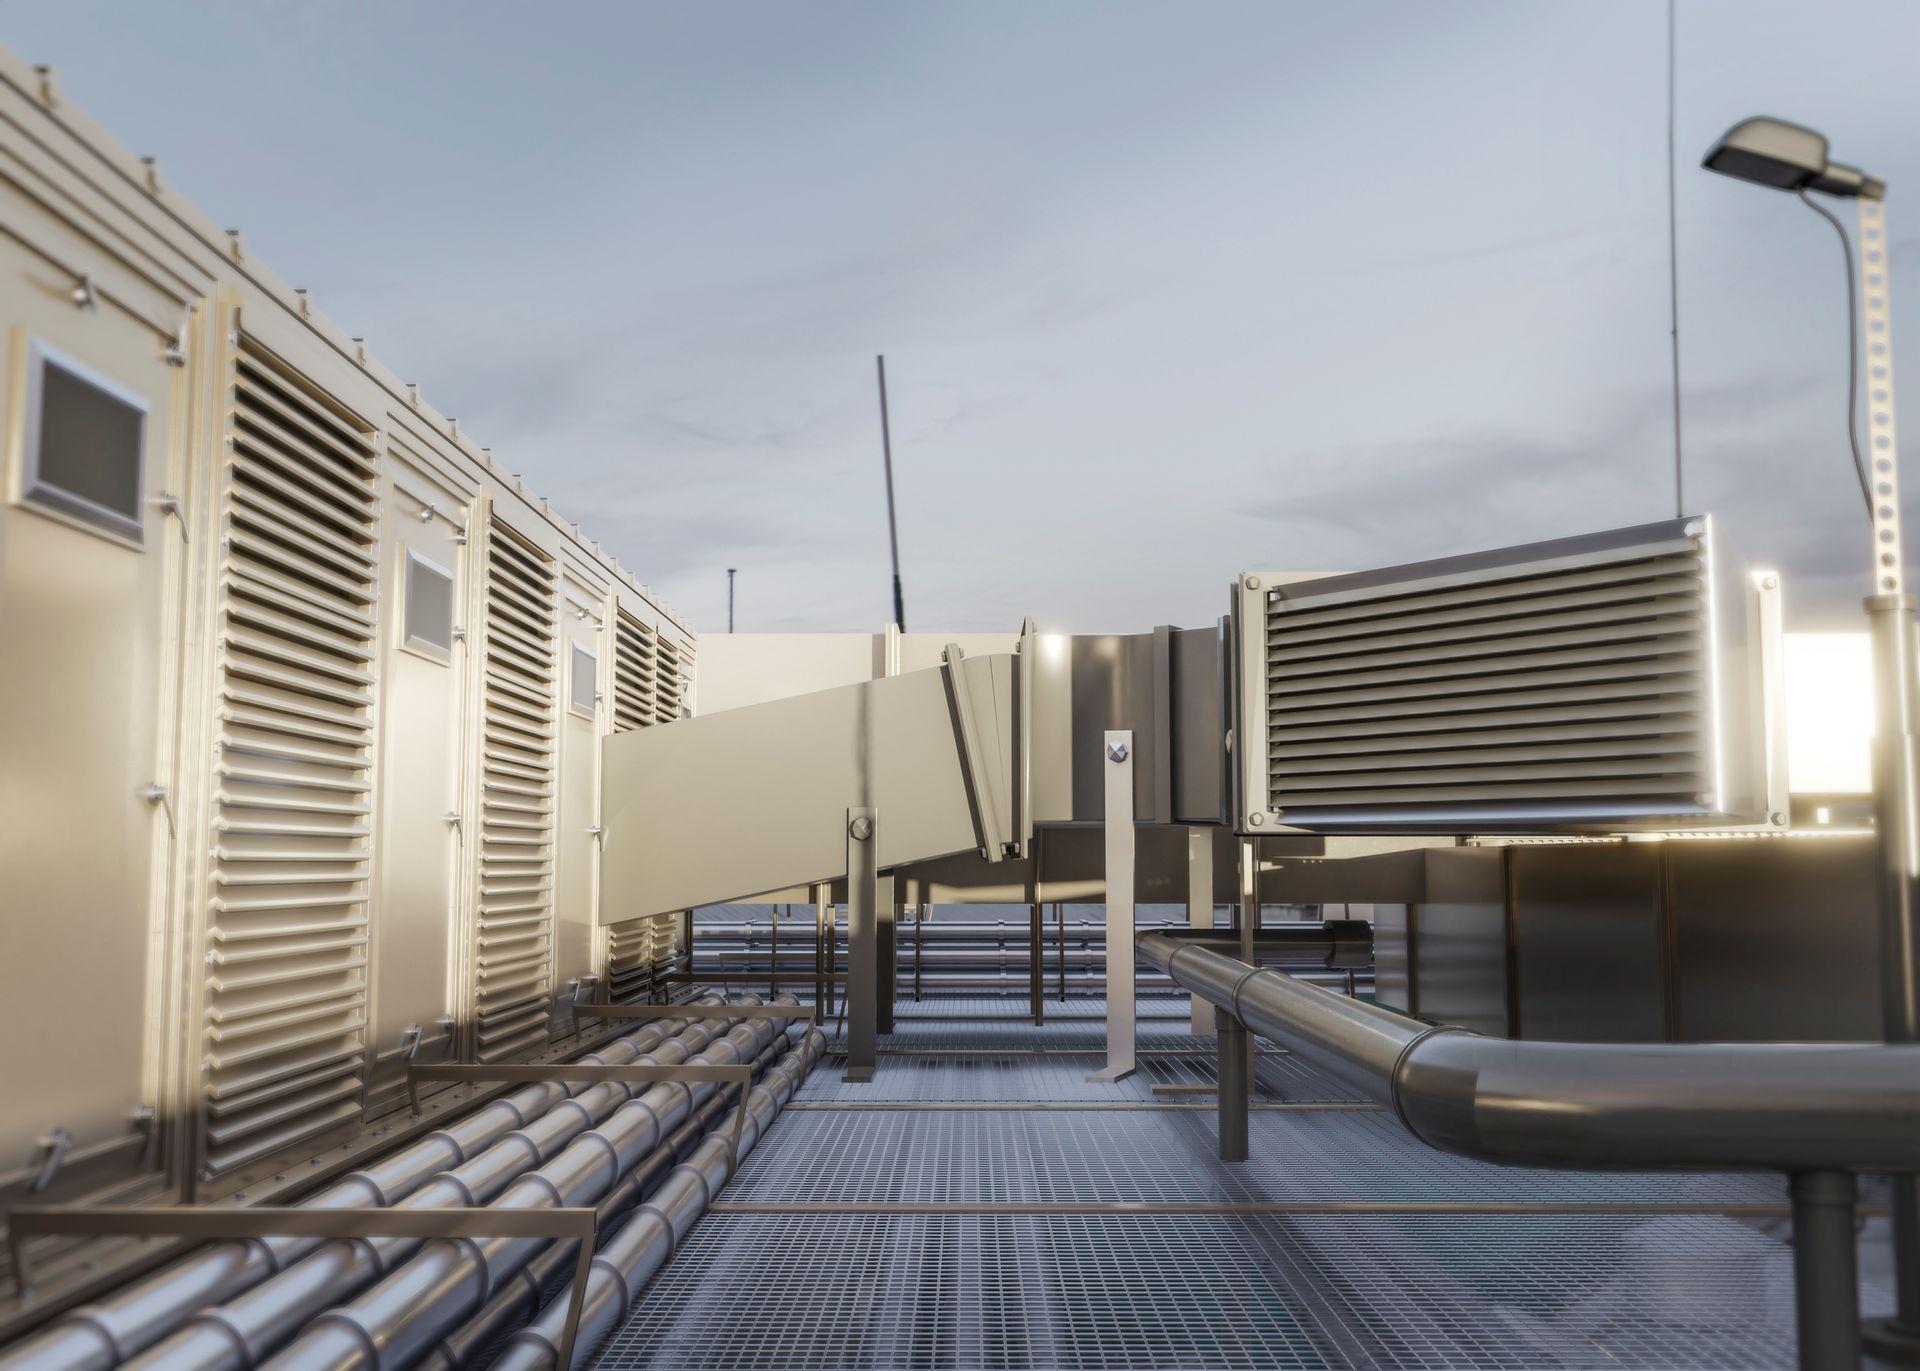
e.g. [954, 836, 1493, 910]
[1232, 516, 1784, 834]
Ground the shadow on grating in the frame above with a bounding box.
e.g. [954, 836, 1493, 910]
[587, 1212, 1892, 1371]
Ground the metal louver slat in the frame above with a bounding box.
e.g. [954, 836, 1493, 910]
[203, 336, 378, 1177]
[475, 516, 559, 1061]
[1246, 518, 1746, 831]
[613, 611, 661, 733]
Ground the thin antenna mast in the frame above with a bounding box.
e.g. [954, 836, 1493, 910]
[876, 354, 906, 631]
[726, 567, 737, 633]
[1666, 0, 1685, 516]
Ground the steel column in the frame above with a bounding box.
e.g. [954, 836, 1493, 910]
[1056, 902, 1067, 1001]
[1217, 1010, 1250, 1163]
[877, 876, 899, 1034]
[1791, 1170, 1862, 1371]
[845, 809, 879, 1083]
[1090, 730, 1136, 1082]
[1188, 827, 1216, 1036]
[1866, 594, 1920, 1361]
[1029, 852, 1044, 1026]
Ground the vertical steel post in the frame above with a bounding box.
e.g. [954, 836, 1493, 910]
[1216, 1010, 1250, 1163]
[1238, 836, 1259, 1091]
[756, 898, 771, 990]
[1029, 859, 1044, 1026]
[1056, 902, 1067, 1001]
[1861, 191, 1920, 1366]
[877, 876, 898, 1034]
[876, 355, 905, 633]
[845, 810, 878, 1082]
[914, 901, 924, 1002]
[1090, 730, 1136, 1082]
[1188, 827, 1216, 1036]
[1790, 1170, 1862, 1371]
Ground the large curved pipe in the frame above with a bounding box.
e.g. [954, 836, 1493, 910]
[1137, 930, 1920, 1173]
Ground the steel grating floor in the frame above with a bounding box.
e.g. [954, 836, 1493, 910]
[586, 994, 1894, 1370]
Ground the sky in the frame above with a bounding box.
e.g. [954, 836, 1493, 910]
[5, 1, 1918, 634]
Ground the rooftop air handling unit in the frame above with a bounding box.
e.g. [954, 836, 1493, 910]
[1232, 515, 1784, 834]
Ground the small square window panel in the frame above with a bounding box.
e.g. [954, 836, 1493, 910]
[402, 549, 455, 662]
[570, 643, 598, 718]
[19, 338, 149, 546]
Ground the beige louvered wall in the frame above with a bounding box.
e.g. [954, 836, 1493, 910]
[473, 519, 562, 1061]
[202, 338, 381, 1177]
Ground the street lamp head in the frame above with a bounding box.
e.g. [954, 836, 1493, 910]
[1703, 116, 1885, 199]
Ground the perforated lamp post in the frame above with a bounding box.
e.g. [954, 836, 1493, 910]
[1705, 115, 1920, 1364]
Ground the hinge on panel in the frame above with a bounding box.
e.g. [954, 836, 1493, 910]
[141, 783, 176, 838]
[70, 275, 98, 312]
[155, 493, 189, 544]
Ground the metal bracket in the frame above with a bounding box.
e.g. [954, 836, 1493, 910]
[155, 492, 189, 543]
[940, 644, 1005, 862]
[404, 1061, 756, 1180]
[6, 1204, 599, 1366]
[140, 784, 176, 839]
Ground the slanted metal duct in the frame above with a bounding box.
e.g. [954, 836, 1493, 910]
[1232, 516, 1784, 834]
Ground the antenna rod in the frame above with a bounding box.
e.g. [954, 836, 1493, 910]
[876, 354, 905, 631]
[726, 567, 737, 633]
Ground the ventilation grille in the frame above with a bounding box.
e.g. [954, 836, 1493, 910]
[606, 911, 680, 1002]
[476, 519, 559, 1061]
[612, 611, 659, 733]
[1264, 527, 1715, 827]
[656, 633, 691, 722]
[204, 338, 379, 1176]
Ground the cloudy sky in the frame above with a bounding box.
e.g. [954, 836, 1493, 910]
[6, 2, 1917, 633]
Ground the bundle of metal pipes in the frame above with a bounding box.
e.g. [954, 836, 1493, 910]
[0, 994, 801, 1371]
[691, 915, 1373, 998]
[262, 1024, 827, 1370]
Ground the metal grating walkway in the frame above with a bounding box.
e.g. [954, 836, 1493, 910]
[587, 994, 1894, 1371]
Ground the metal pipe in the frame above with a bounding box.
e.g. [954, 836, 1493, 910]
[0, 999, 730, 1371]
[123, 999, 790, 1371]
[410, 1029, 796, 1371]
[1138, 931, 1920, 1173]
[255, 1009, 808, 1370]
[483, 1028, 828, 1371]
[1790, 1171, 1863, 1371]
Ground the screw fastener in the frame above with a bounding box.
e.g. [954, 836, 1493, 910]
[849, 816, 874, 841]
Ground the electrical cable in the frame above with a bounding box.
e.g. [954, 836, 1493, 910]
[1797, 187, 1875, 517]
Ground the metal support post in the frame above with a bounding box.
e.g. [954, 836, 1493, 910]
[914, 902, 924, 1001]
[845, 809, 879, 1082]
[1055, 902, 1067, 1001]
[1030, 859, 1044, 1026]
[1866, 593, 1920, 1362]
[1090, 730, 1136, 1082]
[1216, 1010, 1250, 1163]
[1237, 836, 1258, 1091]
[770, 904, 780, 998]
[1791, 1170, 1862, 1371]
[878, 875, 899, 1033]
[1188, 827, 1216, 1036]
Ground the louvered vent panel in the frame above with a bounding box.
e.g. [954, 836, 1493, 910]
[1265, 530, 1715, 827]
[612, 612, 659, 733]
[606, 916, 654, 1002]
[655, 634, 690, 723]
[204, 339, 379, 1175]
[477, 521, 559, 1061]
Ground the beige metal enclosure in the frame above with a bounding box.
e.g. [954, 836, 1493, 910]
[0, 49, 694, 1222]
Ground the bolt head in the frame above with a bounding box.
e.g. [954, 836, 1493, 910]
[1683, 519, 1704, 539]
[1244, 575, 1261, 591]
[849, 816, 873, 841]
[1762, 574, 1779, 590]
[1105, 740, 1129, 763]
[1249, 812, 1264, 826]
[1770, 811, 1787, 827]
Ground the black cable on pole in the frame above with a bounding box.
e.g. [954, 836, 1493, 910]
[1796, 189, 1876, 517]
[876, 354, 906, 632]
[1665, 0, 1685, 517]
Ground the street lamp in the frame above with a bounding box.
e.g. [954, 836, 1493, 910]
[1705, 115, 1918, 1367]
